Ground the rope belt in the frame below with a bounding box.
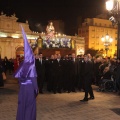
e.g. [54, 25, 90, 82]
[21, 80, 32, 85]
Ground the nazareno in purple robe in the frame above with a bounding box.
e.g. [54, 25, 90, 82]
[14, 26, 38, 120]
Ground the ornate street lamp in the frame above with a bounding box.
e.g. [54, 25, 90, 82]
[78, 48, 84, 55]
[101, 34, 113, 56]
[106, 0, 120, 58]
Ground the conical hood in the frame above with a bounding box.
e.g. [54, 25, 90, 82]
[14, 25, 37, 78]
[21, 26, 34, 63]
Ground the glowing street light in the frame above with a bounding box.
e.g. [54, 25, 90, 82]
[105, 0, 120, 58]
[101, 34, 113, 56]
[106, 0, 114, 11]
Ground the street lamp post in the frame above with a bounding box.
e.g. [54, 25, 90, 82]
[101, 34, 113, 56]
[106, 0, 120, 58]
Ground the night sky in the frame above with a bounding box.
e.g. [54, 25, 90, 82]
[0, 0, 106, 35]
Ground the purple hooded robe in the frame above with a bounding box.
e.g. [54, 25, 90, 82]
[14, 26, 38, 120]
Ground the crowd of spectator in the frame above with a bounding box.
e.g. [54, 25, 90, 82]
[0, 56, 23, 87]
[0, 54, 120, 96]
[34, 53, 120, 95]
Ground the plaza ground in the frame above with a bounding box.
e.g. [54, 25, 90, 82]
[0, 75, 120, 120]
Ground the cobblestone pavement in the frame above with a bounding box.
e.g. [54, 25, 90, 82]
[0, 75, 120, 120]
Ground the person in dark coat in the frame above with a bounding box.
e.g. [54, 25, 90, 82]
[78, 56, 85, 91]
[80, 55, 94, 102]
[98, 66, 112, 91]
[62, 55, 69, 91]
[2, 56, 9, 74]
[0, 62, 4, 87]
[68, 53, 78, 92]
[35, 52, 46, 94]
[53, 54, 63, 93]
[14, 26, 38, 120]
[47, 55, 55, 92]
[94, 57, 102, 86]
[114, 62, 120, 94]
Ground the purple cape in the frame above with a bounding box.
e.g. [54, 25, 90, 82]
[14, 26, 38, 120]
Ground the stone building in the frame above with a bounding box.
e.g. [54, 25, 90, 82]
[71, 36, 85, 55]
[0, 12, 39, 59]
[0, 13, 85, 59]
[78, 17, 117, 57]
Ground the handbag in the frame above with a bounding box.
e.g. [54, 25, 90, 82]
[2, 72, 6, 80]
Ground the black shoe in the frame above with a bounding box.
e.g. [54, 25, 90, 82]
[88, 96, 94, 100]
[58, 90, 61, 93]
[39, 91, 43, 94]
[53, 91, 56, 94]
[72, 90, 76, 92]
[80, 99, 88, 102]
[67, 91, 71, 93]
[97, 89, 101, 92]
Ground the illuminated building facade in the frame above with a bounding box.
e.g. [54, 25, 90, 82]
[78, 17, 117, 57]
[71, 36, 85, 55]
[0, 12, 39, 59]
[0, 13, 85, 58]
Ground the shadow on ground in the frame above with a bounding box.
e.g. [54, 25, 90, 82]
[0, 87, 18, 94]
[111, 108, 120, 116]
